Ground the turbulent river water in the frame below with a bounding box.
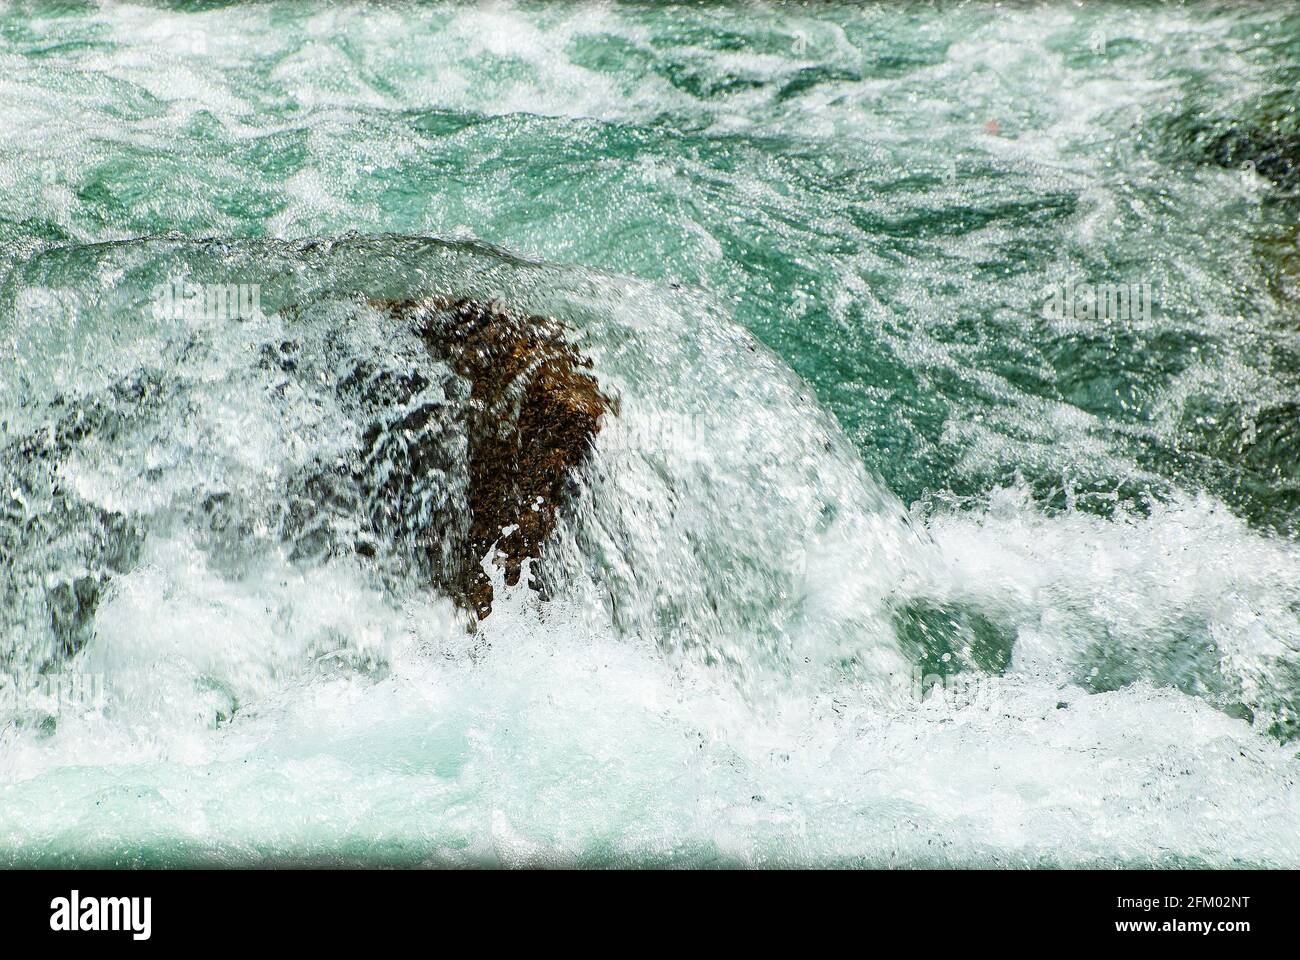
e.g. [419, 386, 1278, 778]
[1, 1, 1298, 866]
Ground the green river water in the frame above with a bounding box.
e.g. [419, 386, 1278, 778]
[0, 0, 1298, 866]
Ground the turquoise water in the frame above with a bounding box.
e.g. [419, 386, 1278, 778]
[1, 1, 1298, 866]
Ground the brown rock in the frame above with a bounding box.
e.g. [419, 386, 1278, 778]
[371, 297, 614, 620]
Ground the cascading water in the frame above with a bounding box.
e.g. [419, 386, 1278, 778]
[0, 1, 1298, 867]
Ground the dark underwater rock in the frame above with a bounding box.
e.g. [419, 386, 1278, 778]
[0, 378, 155, 672]
[1204, 124, 1300, 193]
[0, 295, 613, 666]
[1166, 106, 1300, 195]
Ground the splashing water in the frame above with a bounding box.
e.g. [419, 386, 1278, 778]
[0, 1, 1298, 867]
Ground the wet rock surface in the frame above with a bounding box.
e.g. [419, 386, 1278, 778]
[371, 296, 614, 620]
[270, 295, 615, 621]
[0, 295, 613, 671]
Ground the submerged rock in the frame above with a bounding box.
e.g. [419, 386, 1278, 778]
[0, 377, 154, 672]
[1166, 107, 1300, 194]
[0, 293, 614, 670]
[1205, 124, 1300, 193]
